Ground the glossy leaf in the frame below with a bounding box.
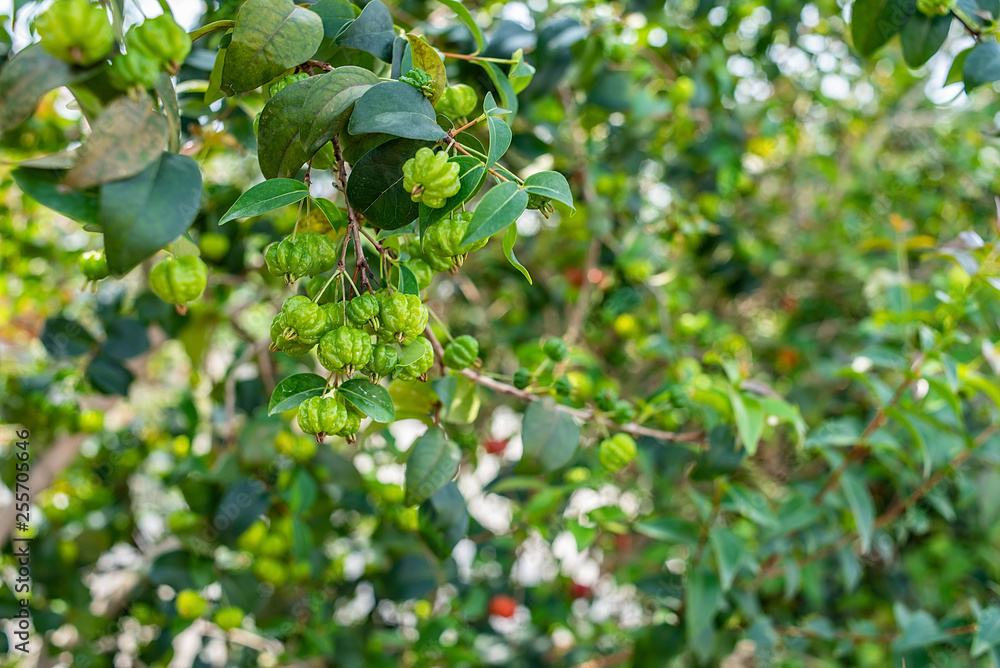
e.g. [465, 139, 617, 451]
[308, 0, 355, 39]
[100, 153, 203, 277]
[311, 196, 347, 230]
[484, 93, 512, 169]
[899, 12, 950, 68]
[397, 264, 419, 296]
[221, 0, 324, 96]
[407, 34, 447, 103]
[299, 66, 379, 155]
[502, 225, 532, 284]
[338, 378, 395, 423]
[0, 44, 93, 133]
[476, 61, 518, 118]
[336, 0, 395, 61]
[515, 400, 580, 474]
[258, 77, 317, 179]
[346, 137, 426, 230]
[63, 96, 168, 190]
[522, 171, 575, 212]
[418, 481, 469, 559]
[404, 428, 461, 506]
[220, 178, 309, 224]
[730, 390, 763, 454]
[850, 0, 915, 57]
[268, 373, 327, 415]
[963, 41, 1000, 91]
[348, 81, 447, 141]
[633, 517, 699, 545]
[461, 181, 528, 246]
[12, 168, 100, 226]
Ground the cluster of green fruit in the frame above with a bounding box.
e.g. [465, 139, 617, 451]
[34, 0, 190, 91]
[78, 250, 208, 313]
[173, 589, 244, 630]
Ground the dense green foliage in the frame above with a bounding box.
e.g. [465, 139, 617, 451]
[5, 0, 1000, 666]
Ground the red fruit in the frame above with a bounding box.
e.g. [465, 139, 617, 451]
[569, 582, 591, 599]
[564, 267, 584, 287]
[614, 533, 633, 553]
[485, 438, 508, 454]
[488, 595, 517, 618]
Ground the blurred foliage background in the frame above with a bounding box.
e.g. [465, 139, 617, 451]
[5, 0, 1000, 666]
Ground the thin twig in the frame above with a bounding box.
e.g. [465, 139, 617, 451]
[423, 328, 704, 444]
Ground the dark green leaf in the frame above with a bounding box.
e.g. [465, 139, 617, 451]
[258, 77, 317, 179]
[634, 517, 700, 545]
[437, 0, 485, 55]
[523, 171, 575, 212]
[299, 66, 379, 155]
[86, 353, 134, 395]
[461, 181, 528, 246]
[102, 319, 150, 360]
[841, 472, 875, 553]
[418, 156, 485, 227]
[339, 130, 393, 163]
[709, 529, 746, 591]
[685, 565, 722, 641]
[308, 0, 355, 39]
[221, 0, 324, 96]
[214, 479, 270, 541]
[285, 469, 318, 515]
[204, 41, 229, 104]
[41, 317, 97, 358]
[348, 81, 447, 141]
[0, 44, 94, 133]
[946, 46, 973, 86]
[893, 608, 947, 651]
[484, 94, 512, 169]
[63, 96, 168, 190]
[336, 0, 395, 61]
[220, 178, 309, 225]
[958, 0, 999, 24]
[268, 373, 328, 415]
[346, 137, 426, 230]
[502, 225, 532, 284]
[407, 34, 447, 103]
[154, 72, 181, 153]
[100, 153, 203, 277]
[431, 375, 481, 424]
[730, 390, 763, 454]
[404, 427, 461, 506]
[963, 41, 1000, 90]
[515, 400, 580, 474]
[12, 168, 100, 226]
[338, 378, 395, 423]
[972, 606, 1000, 657]
[418, 481, 469, 559]
[850, 0, 915, 57]
[900, 13, 951, 68]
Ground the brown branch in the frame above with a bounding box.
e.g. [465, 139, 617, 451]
[573, 649, 634, 668]
[776, 622, 976, 645]
[813, 352, 926, 504]
[423, 328, 703, 444]
[305, 59, 335, 72]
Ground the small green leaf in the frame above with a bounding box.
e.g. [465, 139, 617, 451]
[437, 0, 485, 55]
[63, 96, 168, 190]
[516, 400, 580, 474]
[685, 565, 722, 641]
[220, 178, 309, 225]
[268, 373, 327, 415]
[258, 77, 317, 179]
[850, 0, 915, 57]
[900, 12, 951, 68]
[633, 517, 699, 545]
[508, 48, 535, 94]
[0, 44, 95, 133]
[338, 378, 395, 423]
[947, 46, 973, 86]
[709, 528, 746, 592]
[841, 472, 875, 553]
[397, 264, 419, 295]
[729, 390, 763, 454]
[221, 0, 324, 96]
[972, 606, 1000, 657]
[154, 73, 182, 153]
[407, 34, 447, 104]
[311, 196, 347, 230]
[963, 41, 1000, 90]
[348, 81, 447, 141]
[461, 181, 528, 247]
[502, 225, 532, 284]
[100, 153, 203, 277]
[523, 171, 575, 212]
[484, 94, 512, 170]
[346, 137, 426, 230]
[12, 168, 100, 226]
[476, 61, 518, 118]
[404, 428, 461, 506]
[336, 0, 396, 61]
[418, 481, 469, 559]
[418, 156, 486, 227]
[299, 66, 379, 156]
